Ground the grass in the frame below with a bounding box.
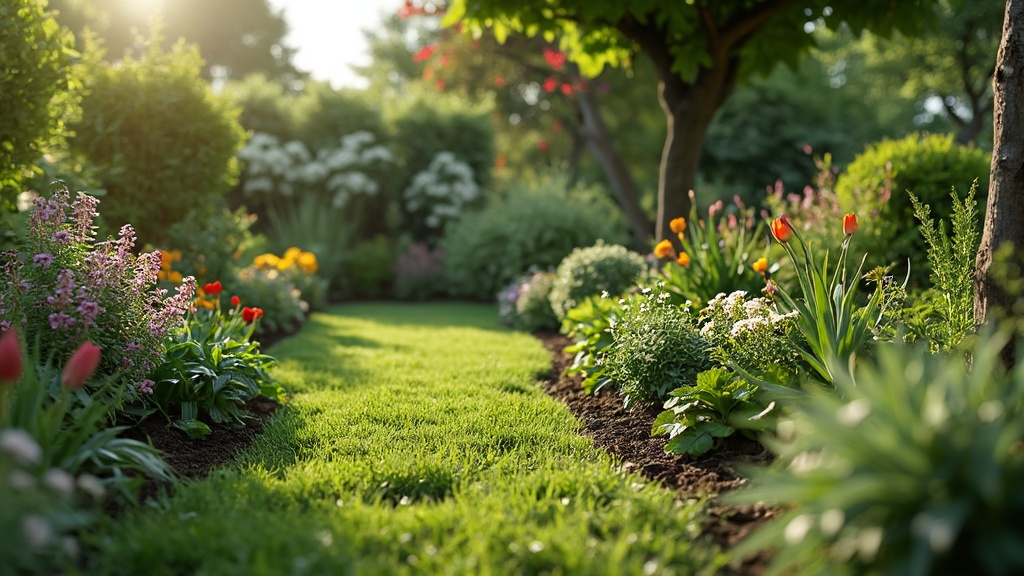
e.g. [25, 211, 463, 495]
[83, 302, 723, 575]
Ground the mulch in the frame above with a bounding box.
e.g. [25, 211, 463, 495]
[122, 327, 776, 573]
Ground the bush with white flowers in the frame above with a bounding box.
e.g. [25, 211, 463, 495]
[237, 131, 394, 208]
[402, 152, 479, 230]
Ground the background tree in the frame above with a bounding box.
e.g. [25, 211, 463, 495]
[48, 0, 301, 83]
[975, 0, 1024, 357]
[0, 0, 77, 219]
[448, 0, 935, 239]
[852, 0, 1002, 146]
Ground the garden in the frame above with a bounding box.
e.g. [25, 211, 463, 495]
[1, 0, 1022, 574]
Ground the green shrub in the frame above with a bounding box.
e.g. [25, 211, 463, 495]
[71, 38, 245, 244]
[221, 73, 298, 140]
[163, 206, 258, 286]
[602, 287, 711, 407]
[731, 335, 1024, 575]
[698, 290, 803, 382]
[294, 83, 387, 151]
[834, 133, 989, 285]
[391, 94, 495, 194]
[548, 241, 647, 321]
[0, 0, 77, 212]
[263, 194, 353, 298]
[342, 236, 395, 299]
[228, 267, 305, 336]
[443, 172, 629, 300]
[393, 240, 446, 301]
[514, 271, 558, 333]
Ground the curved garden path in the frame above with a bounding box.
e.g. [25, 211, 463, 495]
[86, 303, 727, 575]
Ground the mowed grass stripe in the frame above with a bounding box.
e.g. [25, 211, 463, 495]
[85, 303, 723, 575]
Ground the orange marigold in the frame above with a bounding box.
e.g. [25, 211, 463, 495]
[654, 239, 675, 259]
[752, 257, 768, 275]
[669, 217, 687, 235]
[676, 252, 691, 267]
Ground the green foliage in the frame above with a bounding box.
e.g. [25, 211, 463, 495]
[834, 133, 990, 285]
[229, 267, 305, 335]
[769, 215, 885, 387]
[391, 93, 495, 194]
[548, 241, 646, 321]
[163, 206, 258, 285]
[561, 294, 628, 394]
[653, 368, 770, 457]
[731, 335, 1024, 575]
[264, 194, 353, 298]
[342, 236, 396, 299]
[908, 183, 980, 351]
[442, 172, 628, 300]
[603, 287, 711, 408]
[0, 0, 77, 212]
[71, 37, 245, 244]
[3, 338, 175, 499]
[654, 199, 769, 307]
[221, 73, 298, 139]
[513, 271, 559, 333]
[295, 83, 387, 151]
[149, 303, 281, 437]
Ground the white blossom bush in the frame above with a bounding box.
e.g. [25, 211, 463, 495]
[402, 152, 479, 230]
[699, 290, 803, 380]
[237, 131, 393, 208]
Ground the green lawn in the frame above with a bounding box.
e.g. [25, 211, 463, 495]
[84, 303, 723, 575]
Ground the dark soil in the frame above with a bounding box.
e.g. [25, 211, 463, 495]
[123, 326, 774, 573]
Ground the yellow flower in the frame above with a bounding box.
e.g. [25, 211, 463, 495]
[676, 252, 691, 267]
[653, 239, 674, 259]
[284, 247, 302, 261]
[169, 271, 183, 283]
[158, 270, 168, 281]
[297, 251, 318, 273]
[169, 249, 182, 262]
[752, 257, 769, 275]
[254, 254, 280, 269]
[276, 256, 293, 271]
[670, 217, 687, 235]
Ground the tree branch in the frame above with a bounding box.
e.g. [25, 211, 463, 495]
[720, 0, 797, 50]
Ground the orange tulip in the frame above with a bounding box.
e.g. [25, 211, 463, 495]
[61, 342, 101, 389]
[669, 217, 687, 235]
[653, 239, 675, 259]
[752, 257, 769, 275]
[843, 213, 858, 236]
[0, 330, 22, 383]
[770, 216, 794, 243]
[676, 252, 691, 267]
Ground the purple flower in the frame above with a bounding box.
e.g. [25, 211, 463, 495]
[71, 192, 99, 241]
[76, 301, 101, 327]
[48, 312, 76, 330]
[136, 379, 155, 395]
[33, 253, 53, 267]
[52, 230, 71, 243]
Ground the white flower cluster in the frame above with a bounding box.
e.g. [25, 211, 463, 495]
[403, 152, 479, 229]
[699, 290, 801, 373]
[237, 131, 394, 208]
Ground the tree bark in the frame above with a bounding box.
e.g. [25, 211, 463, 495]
[651, 61, 738, 240]
[573, 71, 653, 250]
[975, 0, 1024, 357]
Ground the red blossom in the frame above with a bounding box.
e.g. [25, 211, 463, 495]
[242, 307, 264, 323]
[560, 82, 573, 95]
[231, 295, 241, 307]
[0, 329, 22, 383]
[202, 281, 222, 296]
[543, 47, 566, 70]
[412, 44, 437, 63]
[495, 75, 506, 88]
[61, 342, 101, 389]
[543, 77, 557, 93]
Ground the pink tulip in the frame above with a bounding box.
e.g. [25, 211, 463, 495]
[61, 342, 101, 389]
[0, 330, 22, 383]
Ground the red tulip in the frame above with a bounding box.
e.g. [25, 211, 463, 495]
[843, 213, 858, 236]
[231, 295, 241, 307]
[771, 216, 794, 243]
[0, 330, 23, 383]
[242, 307, 264, 323]
[203, 281, 222, 296]
[61, 342, 101, 389]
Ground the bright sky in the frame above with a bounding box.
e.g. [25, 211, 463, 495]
[267, 0, 405, 89]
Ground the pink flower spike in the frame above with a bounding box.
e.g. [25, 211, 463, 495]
[61, 342, 101, 389]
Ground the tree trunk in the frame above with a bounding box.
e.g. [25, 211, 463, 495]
[572, 67, 653, 251]
[652, 63, 738, 240]
[975, 0, 1024, 361]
